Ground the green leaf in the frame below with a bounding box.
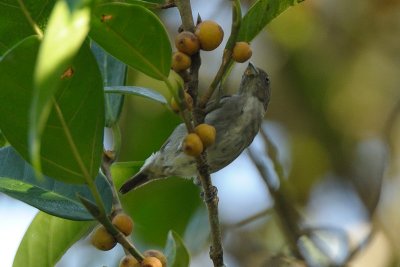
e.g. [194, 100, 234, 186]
[238, 0, 304, 42]
[103, 0, 160, 8]
[90, 3, 172, 80]
[165, 231, 191, 267]
[91, 41, 126, 127]
[0, 146, 113, 220]
[30, 0, 91, 173]
[13, 211, 93, 267]
[0, 0, 54, 55]
[0, 130, 6, 147]
[0, 36, 105, 183]
[105, 86, 167, 104]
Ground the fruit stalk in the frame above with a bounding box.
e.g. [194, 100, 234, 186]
[198, 0, 242, 109]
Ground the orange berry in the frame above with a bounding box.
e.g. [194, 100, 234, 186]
[141, 257, 162, 267]
[175, 31, 200, 55]
[143, 250, 167, 267]
[183, 133, 204, 157]
[232, 42, 252, 63]
[119, 255, 140, 267]
[112, 213, 134, 236]
[195, 20, 224, 51]
[90, 225, 117, 251]
[171, 51, 191, 72]
[194, 123, 216, 147]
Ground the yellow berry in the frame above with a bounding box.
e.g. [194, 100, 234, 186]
[194, 123, 216, 147]
[183, 133, 204, 157]
[141, 257, 163, 267]
[175, 31, 200, 55]
[170, 92, 193, 113]
[195, 20, 224, 51]
[143, 250, 167, 267]
[232, 42, 252, 63]
[90, 225, 117, 251]
[112, 213, 134, 236]
[171, 51, 191, 72]
[119, 255, 140, 267]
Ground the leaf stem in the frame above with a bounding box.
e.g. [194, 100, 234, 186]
[78, 195, 144, 261]
[17, 0, 43, 38]
[175, 0, 195, 32]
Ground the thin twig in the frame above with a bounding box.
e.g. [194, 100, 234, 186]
[175, 0, 195, 32]
[17, 0, 43, 38]
[79, 195, 144, 261]
[248, 129, 311, 260]
[198, 0, 242, 109]
[196, 154, 225, 267]
[101, 152, 123, 215]
[53, 98, 143, 261]
[174, 1, 228, 266]
[224, 209, 273, 229]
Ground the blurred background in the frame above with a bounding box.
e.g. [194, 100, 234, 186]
[2, 0, 400, 266]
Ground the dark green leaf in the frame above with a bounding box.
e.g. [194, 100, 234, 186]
[105, 86, 167, 104]
[91, 41, 126, 127]
[0, 146, 113, 220]
[90, 3, 172, 80]
[0, 0, 54, 55]
[30, 0, 91, 173]
[0, 130, 6, 147]
[165, 230, 191, 267]
[0, 36, 105, 183]
[13, 211, 94, 267]
[238, 0, 304, 42]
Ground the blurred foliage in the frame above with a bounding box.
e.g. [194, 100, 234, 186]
[2, 0, 400, 266]
[112, 0, 400, 266]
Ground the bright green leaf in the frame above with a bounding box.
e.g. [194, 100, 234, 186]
[90, 3, 172, 80]
[13, 211, 93, 267]
[105, 86, 167, 104]
[0, 146, 113, 220]
[165, 230, 191, 267]
[238, 0, 304, 42]
[0, 0, 54, 55]
[91, 41, 126, 127]
[31, 0, 91, 173]
[0, 36, 105, 183]
[111, 161, 144, 180]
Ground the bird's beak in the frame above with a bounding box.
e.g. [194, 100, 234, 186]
[245, 62, 258, 76]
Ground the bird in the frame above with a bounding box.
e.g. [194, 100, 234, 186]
[120, 62, 271, 194]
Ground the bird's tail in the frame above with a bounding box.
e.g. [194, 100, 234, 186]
[119, 172, 150, 194]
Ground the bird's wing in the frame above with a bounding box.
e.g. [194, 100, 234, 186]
[159, 123, 187, 152]
[205, 95, 246, 127]
[204, 94, 232, 114]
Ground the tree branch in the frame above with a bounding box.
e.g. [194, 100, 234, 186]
[198, 0, 242, 110]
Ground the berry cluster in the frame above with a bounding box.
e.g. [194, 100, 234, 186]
[171, 20, 252, 72]
[90, 213, 167, 267]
